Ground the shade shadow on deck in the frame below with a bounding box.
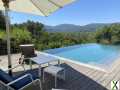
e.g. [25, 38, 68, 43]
[14, 63, 107, 90]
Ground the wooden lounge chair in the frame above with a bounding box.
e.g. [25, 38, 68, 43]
[0, 69, 42, 90]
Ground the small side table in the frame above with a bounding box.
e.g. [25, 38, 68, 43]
[43, 65, 65, 88]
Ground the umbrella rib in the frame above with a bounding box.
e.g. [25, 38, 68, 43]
[30, 0, 48, 16]
[48, 0, 63, 8]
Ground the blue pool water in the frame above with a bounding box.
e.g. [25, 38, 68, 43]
[45, 43, 120, 66]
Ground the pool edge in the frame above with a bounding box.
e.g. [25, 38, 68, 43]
[37, 51, 108, 73]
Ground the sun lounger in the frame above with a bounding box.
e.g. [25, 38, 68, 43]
[0, 69, 42, 90]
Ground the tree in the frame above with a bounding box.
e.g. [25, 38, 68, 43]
[11, 27, 32, 44]
[0, 11, 6, 30]
[110, 24, 120, 44]
[95, 24, 120, 44]
[25, 20, 44, 38]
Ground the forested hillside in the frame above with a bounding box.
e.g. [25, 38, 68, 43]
[0, 11, 120, 55]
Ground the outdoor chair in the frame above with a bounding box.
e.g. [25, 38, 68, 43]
[0, 69, 42, 90]
[43, 65, 65, 88]
[19, 44, 37, 58]
[19, 44, 37, 69]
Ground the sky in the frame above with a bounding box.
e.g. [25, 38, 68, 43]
[9, 0, 120, 26]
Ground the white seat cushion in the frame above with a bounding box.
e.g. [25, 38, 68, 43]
[44, 66, 64, 75]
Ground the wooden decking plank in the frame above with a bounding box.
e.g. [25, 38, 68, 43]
[58, 65, 97, 89]
[79, 70, 106, 90]
[67, 70, 98, 90]
[65, 61, 96, 74]
[63, 64, 92, 83]
[103, 66, 120, 87]
[106, 68, 120, 89]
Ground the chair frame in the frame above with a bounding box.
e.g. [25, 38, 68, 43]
[0, 74, 42, 90]
[0, 62, 42, 90]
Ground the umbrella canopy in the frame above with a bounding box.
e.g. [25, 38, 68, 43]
[0, 0, 75, 16]
[0, 0, 76, 75]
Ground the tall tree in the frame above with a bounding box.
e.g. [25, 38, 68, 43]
[0, 11, 6, 30]
[26, 20, 44, 38]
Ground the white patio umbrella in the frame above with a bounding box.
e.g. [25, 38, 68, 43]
[0, 0, 76, 75]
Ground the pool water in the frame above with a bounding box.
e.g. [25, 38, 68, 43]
[45, 43, 120, 67]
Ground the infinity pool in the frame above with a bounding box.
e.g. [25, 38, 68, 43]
[45, 43, 120, 67]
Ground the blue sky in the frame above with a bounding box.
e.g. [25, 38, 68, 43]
[9, 0, 120, 26]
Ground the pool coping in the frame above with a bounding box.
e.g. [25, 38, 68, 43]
[37, 51, 108, 73]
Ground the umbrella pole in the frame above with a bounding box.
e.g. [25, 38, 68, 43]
[2, 0, 12, 76]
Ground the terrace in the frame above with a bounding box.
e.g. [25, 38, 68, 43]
[0, 0, 120, 90]
[0, 52, 119, 90]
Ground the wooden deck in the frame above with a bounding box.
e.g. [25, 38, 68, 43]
[14, 61, 120, 90]
[42, 62, 108, 90]
[1, 54, 120, 90]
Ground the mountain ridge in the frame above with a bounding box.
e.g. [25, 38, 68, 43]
[44, 23, 119, 32]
